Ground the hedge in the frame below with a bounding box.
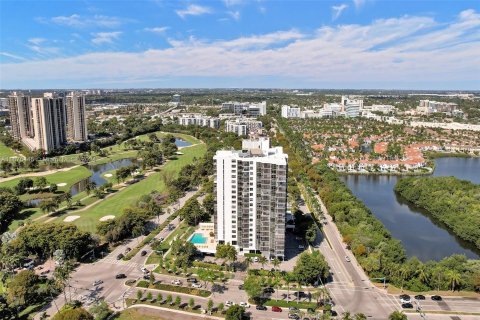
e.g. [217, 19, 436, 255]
[137, 280, 211, 297]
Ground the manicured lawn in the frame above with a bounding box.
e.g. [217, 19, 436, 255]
[0, 141, 17, 157]
[117, 309, 168, 320]
[72, 143, 206, 233]
[0, 165, 92, 191]
[137, 280, 211, 297]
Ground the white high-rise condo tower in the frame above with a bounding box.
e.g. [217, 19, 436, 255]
[214, 137, 288, 259]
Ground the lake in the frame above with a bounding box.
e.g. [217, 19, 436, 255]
[28, 138, 191, 205]
[340, 157, 480, 261]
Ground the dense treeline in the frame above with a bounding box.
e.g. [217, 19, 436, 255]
[395, 176, 480, 249]
[5, 223, 96, 260]
[275, 114, 480, 292]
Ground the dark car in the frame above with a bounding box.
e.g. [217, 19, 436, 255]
[402, 303, 414, 309]
[288, 314, 300, 319]
[272, 306, 282, 312]
[187, 277, 198, 283]
[115, 273, 126, 279]
[256, 305, 267, 311]
[415, 295, 425, 300]
[399, 294, 411, 300]
[116, 253, 124, 260]
[431, 295, 442, 301]
[125, 247, 131, 253]
[143, 274, 150, 280]
[238, 284, 244, 290]
[263, 287, 275, 294]
[140, 250, 147, 256]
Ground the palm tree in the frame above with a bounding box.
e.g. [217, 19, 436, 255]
[354, 313, 367, 320]
[342, 312, 353, 320]
[259, 256, 267, 269]
[284, 273, 294, 302]
[446, 269, 461, 291]
[244, 256, 253, 270]
[62, 192, 73, 208]
[388, 311, 407, 320]
[416, 265, 429, 285]
[272, 258, 281, 271]
[85, 180, 97, 195]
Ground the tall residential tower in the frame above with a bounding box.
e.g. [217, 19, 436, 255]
[66, 92, 88, 142]
[214, 137, 288, 259]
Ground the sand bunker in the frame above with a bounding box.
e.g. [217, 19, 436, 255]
[64, 215, 80, 222]
[99, 215, 115, 221]
[104, 173, 113, 177]
[57, 183, 67, 187]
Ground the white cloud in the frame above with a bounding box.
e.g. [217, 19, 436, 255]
[0, 52, 26, 61]
[49, 14, 124, 28]
[28, 38, 46, 45]
[176, 5, 212, 19]
[2, 10, 479, 88]
[144, 26, 169, 34]
[353, 0, 366, 9]
[223, 0, 243, 6]
[91, 32, 122, 45]
[228, 11, 241, 21]
[332, 4, 349, 21]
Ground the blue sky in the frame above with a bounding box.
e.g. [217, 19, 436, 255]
[0, 0, 479, 89]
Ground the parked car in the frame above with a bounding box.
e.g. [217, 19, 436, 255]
[140, 250, 147, 256]
[345, 255, 351, 262]
[415, 295, 425, 300]
[289, 307, 299, 312]
[253, 257, 259, 262]
[400, 296, 411, 304]
[263, 287, 275, 294]
[288, 314, 300, 320]
[115, 274, 126, 279]
[402, 303, 414, 309]
[238, 284, 244, 290]
[272, 306, 282, 312]
[125, 247, 131, 253]
[191, 283, 202, 288]
[255, 305, 267, 311]
[141, 267, 148, 273]
[158, 237, 164, 242]
[225, 301, 234, 307]
[431, 295, 442, 301]
[116, 254, 124, 260]
[171, 279, 182, 285]
[187, 277, 198, 283]
[239, 302, 250, 308]
[93, 280, 103, 286]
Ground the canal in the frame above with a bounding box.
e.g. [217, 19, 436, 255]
[340, 157, 480, 261]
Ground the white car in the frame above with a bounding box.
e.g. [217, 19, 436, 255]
[345, 256, 351, 262]
[225, 301, 235, 307]
[400, 297, 411, 304]
[191, 283, 202, 288]
[141, 267, 149, 273]
[171, 279, 182, 285]
[253, 257, 259, 262]
[239, 302, 250, 308]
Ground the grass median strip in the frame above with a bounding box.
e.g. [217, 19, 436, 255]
[137, 280, 211, 297]
[253, 298, 318, 310]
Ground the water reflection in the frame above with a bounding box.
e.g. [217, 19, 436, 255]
[341, 157, 480, 261]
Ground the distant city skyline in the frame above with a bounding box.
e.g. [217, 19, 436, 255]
[1, 0, 479, 89]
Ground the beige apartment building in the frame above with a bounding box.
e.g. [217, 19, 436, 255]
[8, 92, 88, 154]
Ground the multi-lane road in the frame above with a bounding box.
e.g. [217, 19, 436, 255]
[308, 191, 480, 320]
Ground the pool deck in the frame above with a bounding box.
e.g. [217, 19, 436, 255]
[190, 223, 216, 254]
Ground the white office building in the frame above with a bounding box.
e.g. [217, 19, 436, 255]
[341, 96, 363, 118]
[281, 105, 301, 118]
[221, 101, 267, 116]
[214, 137, 288, 259]
[178, 114, 220, 128]
[225, 118, 263, 136]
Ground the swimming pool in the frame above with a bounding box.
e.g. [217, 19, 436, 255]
[190, 233, 207, 244]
